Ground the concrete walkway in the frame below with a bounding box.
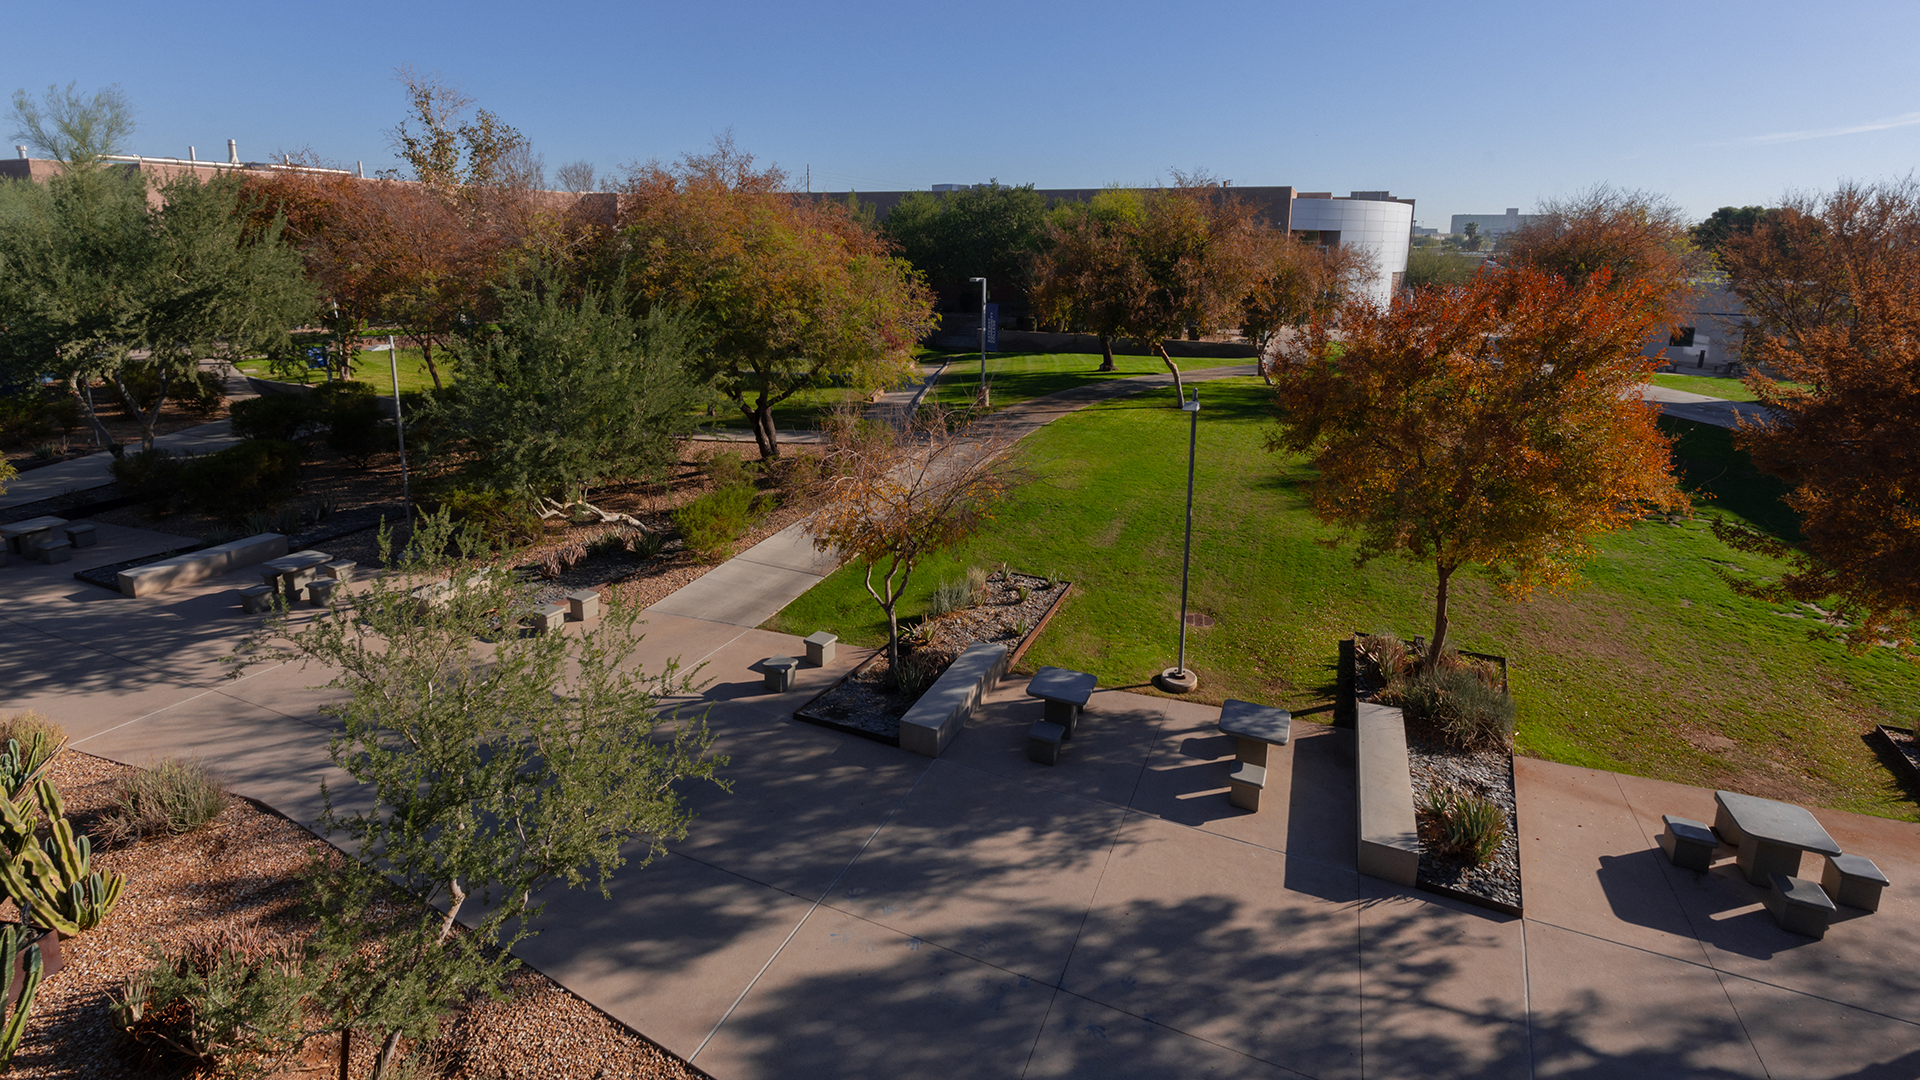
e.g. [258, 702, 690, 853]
[3, 367, 1916, 1078]
[1637, 383, 1771, 430]
[0, 419, 244, 511]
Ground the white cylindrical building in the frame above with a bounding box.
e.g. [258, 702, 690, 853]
[1286, 195, 1414, 307]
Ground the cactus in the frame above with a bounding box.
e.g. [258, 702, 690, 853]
[0, 734, 62, 805]
[0, 779, 125, 936]
[0, 925, 45, 1068]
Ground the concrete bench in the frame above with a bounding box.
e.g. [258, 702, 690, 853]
[260, 551, 333, 602]
[1220, 698, 1291, 768]
[63, 523, 97, 549]
[761, 655, 799, 692]
[1026, 720, 1065, 766]
[805, 631, 838, 667]
[1821, 854, 1889, 912]
[1356, 702, 1419, 887]
[1765, 873, 1837, 938]
[565, 589, 599, 622]
[528, 603, 566, 636]
[238, 584, 278, 614]
[1659, 815, 1719, 872]
[1228, 762, 1268, 812]
[33, 537, 72, 564]
[306, 577, 342, 607]
[1026, 667, 1096, 737]
[321, 560, 356, 583]
[1, 516, 67, 556]
[118, 533, 288, 598]
[899, 641, 1009, 758]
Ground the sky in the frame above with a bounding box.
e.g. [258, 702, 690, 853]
[10, 0, 1920, 230]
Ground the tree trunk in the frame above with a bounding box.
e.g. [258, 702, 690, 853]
[420, 337, 443, 391]
[751, 403, 780, 460]
[1154, 343, 1186, 403]
[1427, 561, 1455, 673]
[1097, 335, 1115, 372]
[371, 1029, 404, 1080]
[74, 382, 111, 449]
[885, 602, 902, 686]
[337, 1027, 352, 1080]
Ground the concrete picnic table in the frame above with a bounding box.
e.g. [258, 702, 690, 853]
[1714, 789, 1843, 886]
[1219, 699, 1292, 768]
[1, 516, 68, 555]
[1026, 666, 1096, 738]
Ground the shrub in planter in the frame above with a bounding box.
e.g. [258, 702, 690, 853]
[179, 440, 302, 519]
[99, 758, 229, 845]
[111, 925, 308, 1075]
[1403, 665, 1515, 751]
[229, 393, 318, 442]
[673, 483, 761, 562]
[1419, 785, 1508, 865]
[312, 382, 386, 468]
[434, 485, 541, 550]
[109, 448, 188, 511]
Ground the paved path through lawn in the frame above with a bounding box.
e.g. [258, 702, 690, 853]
[2, 365, 1915, 1078]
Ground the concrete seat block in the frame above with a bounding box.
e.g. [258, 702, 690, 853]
[1026, 720, 1065, 766]
[1765, 873, 1836, 938]
[34, 538, 72, 564]
[1228, 762, 1267, 812]
[119, 533, 289, 599]
[900, 641, 1009, 758]
[321, 560, 356, 583]
[306, 578, 341, 607]
[63, 523, 98, 548]
[804, 630, 838, 667]
[762, 655, 799, 692]
[1822, 854, 1890, 912]
[1356, 702, 1420, 887]
[1660, 814, 1719, 872]
[239, 584, 277, 614]
[565, 588, 600, 622]
[529, 603, 566, 635]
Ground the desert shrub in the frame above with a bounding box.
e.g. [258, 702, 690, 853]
[965, 565, 990, 603]
[585, 530, 631, 559]
[927, 578, 973, 618]
[99, 758, 229, 845]
[703, 450, 758, 491]
[0, 710, 67, 751]
[312, 382, 386, 468]
[435, 485, 541, 550]
[673, 483, 760, 562]
[229, 393, 319, 442]
[767, 452, 821, 497]
[109, 448, 188, 510]
[113, 365, 225, 417]
[1402, 664, 1516, 751]
[111, 924, 308, 1076]
[0, 715, 65, 803]
[179, 439, 302, 519]
[1419, 785, 1508, 864]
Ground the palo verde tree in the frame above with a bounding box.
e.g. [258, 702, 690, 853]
[1268, 265, 1688, 667]
[233, 512, 726, 1079]
[427, 274, 709, 512]
[618, 138, 935, 459]
[1714, 179, 1920, 658]
[805, 406, 1024, 682]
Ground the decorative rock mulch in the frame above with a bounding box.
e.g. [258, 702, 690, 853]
[1406, 732, 1523, 915]
[796, 572, 1069, 744]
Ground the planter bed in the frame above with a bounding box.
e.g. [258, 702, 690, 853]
[795, 573, 1071, 745]
[1874, 725, 1920, 782]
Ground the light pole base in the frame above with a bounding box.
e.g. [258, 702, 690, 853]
[1155, 667, 1199, 694]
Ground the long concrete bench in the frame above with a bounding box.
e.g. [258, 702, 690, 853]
[1356, 702, 1419, 887]
[899, 641, 1009, 758]
[117, 533, 288, 598]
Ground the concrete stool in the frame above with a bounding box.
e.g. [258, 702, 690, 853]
[321, 560, 356, 583]
[64, 523, 98, 549]
[1659, 815, 1719, 872]
[1821, 854, 1889, 912]
[282, 568, 319, 603]
[239, 584, 277, 614]
[528, 603, 566, 635]
[306, 577, 341, 607]
[1027, 721, 1065, 765]
[1765, 873, 1837, 939]
[1228, 762, 1267, 812]
[34, 538, 71, 564]
[762, 655, 799, 692]
[565, 589, 600, 622]
[805, 631, 838, 667]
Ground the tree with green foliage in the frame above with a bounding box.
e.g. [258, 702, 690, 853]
[618, 138, 935, 458]
[1029, 188, 1145, 371]
[0, 165, 314, 450]
[429, 277, 709, 509]
[880, 181, 1048, 302]
[1691, 205, 1773, 255]
[234, 513, 726, 1079]
[8, 81, 135, 165]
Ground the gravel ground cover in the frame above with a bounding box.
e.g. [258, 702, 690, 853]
[12, 749, 705, 1080]
[797, 572, 1066, 742]
[1406, 733, 1523, 913]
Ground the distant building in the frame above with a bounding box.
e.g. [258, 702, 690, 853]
[1449, 207, 1542, 237]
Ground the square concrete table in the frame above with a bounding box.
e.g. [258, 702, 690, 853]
[1714, 790, 1842, 886]
[1218, 698, 1292, 768]
[1, 516, 68, 555]
[1026, 666, 1096, 738]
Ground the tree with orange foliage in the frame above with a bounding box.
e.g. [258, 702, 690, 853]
[1501, 186, 1703, 330]
[1268, 266, 1688, 665]
[618, 139, 935, 458]
[1714, 180, 1920, 658]
[1239, 235, 1372, 383]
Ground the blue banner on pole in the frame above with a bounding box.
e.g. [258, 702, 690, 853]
[984, 303, 999, 352]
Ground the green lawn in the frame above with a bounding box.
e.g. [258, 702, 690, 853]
[928, 350, 1254, 412]
[237, 347, 449, 395]
[768, 377, 1920, 819]
[696, 382, 878, 433]
[1649, 372, 1810, 403]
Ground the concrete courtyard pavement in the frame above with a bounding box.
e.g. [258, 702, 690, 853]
[3, 370, 1917, 1077]
[1636, 383, 1771, 430]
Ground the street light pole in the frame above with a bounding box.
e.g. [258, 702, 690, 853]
[1157, 386, 1202, 694]
[387, 335, 412, 531]
[968, 276, 988, 408]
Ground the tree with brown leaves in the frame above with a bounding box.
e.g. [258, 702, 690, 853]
[1715, 179, 1920, 658]
[1501, 185, 1704, 330]
[1240, 235, 1372, 382]
[1269, 265, 1688, 666]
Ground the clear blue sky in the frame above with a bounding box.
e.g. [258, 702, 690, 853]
[16, 0, 1920, 229]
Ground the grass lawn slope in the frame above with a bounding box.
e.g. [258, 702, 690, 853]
[769, 377, 1920, 819]
[928, 350, 1252, 412]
